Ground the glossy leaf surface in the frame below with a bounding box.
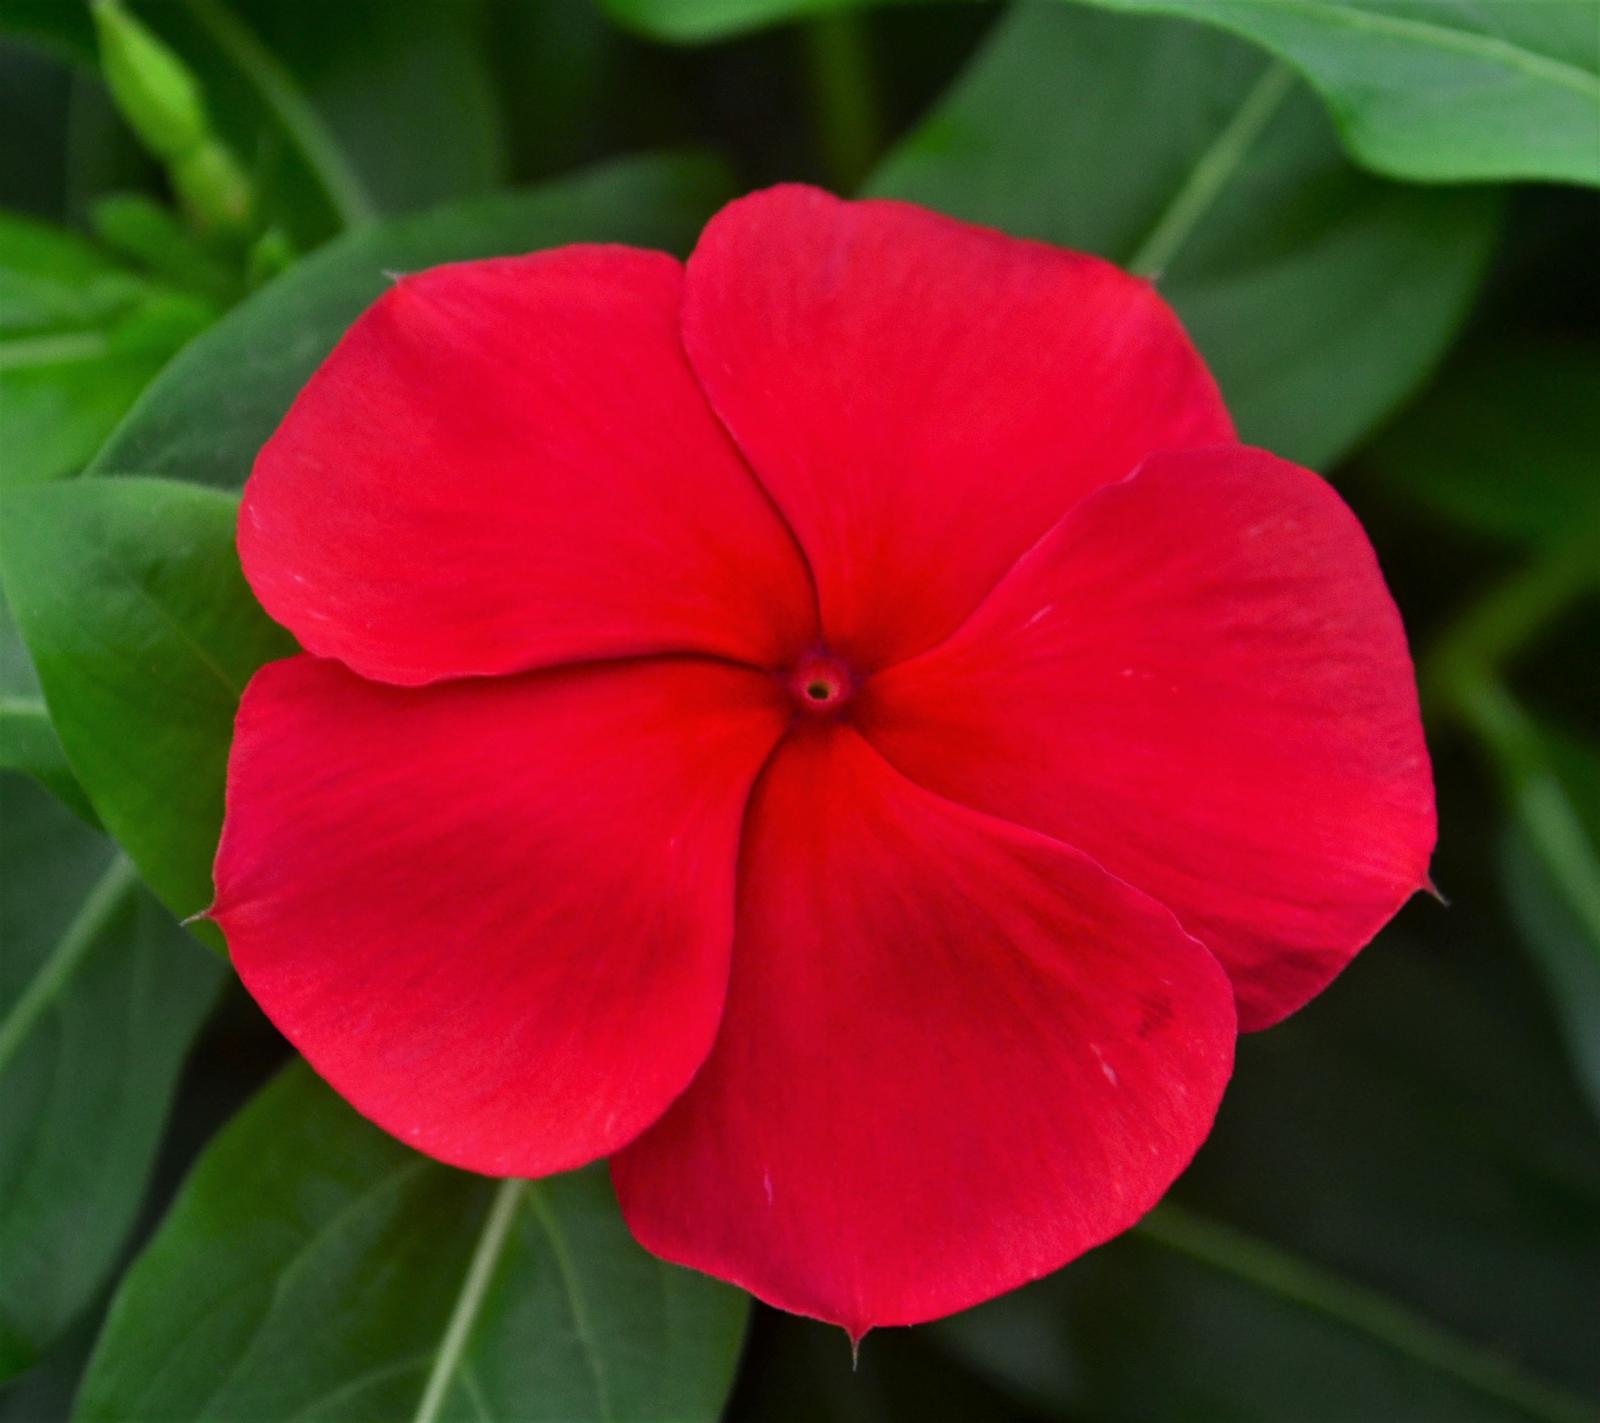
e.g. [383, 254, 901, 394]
[0, 774, 222, 1380]
[603, 0, 1600, 186]
[869, 4, 1499, 470]
[77, 1063, 748, 1423]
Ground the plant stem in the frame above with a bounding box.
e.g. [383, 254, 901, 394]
[183, 0, 376, 229]
[803, 10, 885, 193]
[1422, 524, 1600, 954]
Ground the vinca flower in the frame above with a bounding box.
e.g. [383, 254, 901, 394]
[212, 185, 1434, 1336]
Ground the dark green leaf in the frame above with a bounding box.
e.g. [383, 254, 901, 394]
[164, 0, 509, 237]
[603, 0, 1600, 187]
[1501, 721, 1600, 1123]
[933, 926, 1600, 1421]
[868, 4, 1500, 470]
[1360, 341, 1600, 549]
[0, 477, 295, 935]
[0, 582, 95, 824]
[77, 1063, 748, 1423]
[0, 774, 223, 1381]
[88, 151, 735, 485]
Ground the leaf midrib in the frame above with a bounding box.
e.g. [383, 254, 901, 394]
[0, 853, 137, 1076]
[1138, 1202, 1600, 1423]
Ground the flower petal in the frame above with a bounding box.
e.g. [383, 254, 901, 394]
[211, 654, 789, 1176]
[680, 185, 1232, 667]
[861, 446, 1435, 1030]
[240, 247, 816, 686]
[613, 726, 1235, 1335]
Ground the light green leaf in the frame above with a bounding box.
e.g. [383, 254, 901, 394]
[89, 151, 734, 485]
[868, 4, 1500, 469]
[602, 0, 1600, 187]
[0, 774, 223, 1381]
[76, 1064, 748, 1423]
[0, 478, 295, 937]
[0, 210, 215, 488]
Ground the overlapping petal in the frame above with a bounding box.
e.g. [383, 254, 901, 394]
[239, 246, 816, 686]
[211, 654, 789, 1177]
[680, 184, 1233, 668]
[613, 726, 1236, 1335]
[861, 446, 1436, 1029]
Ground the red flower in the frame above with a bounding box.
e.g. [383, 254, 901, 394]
[213, 185, 1434, 1335]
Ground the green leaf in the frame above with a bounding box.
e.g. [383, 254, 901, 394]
[1360, 341, 1600, 550]
[0, 773, 224, 1381]
[0, 478, 295, 937]
[1500, 721, 1600, 1124]
[0, 583, 95, 824]
[0, 210, 216, 488]
[933, 925, 1600, 1420]
[77, 1064, 748, 1422]
[602, 0, 1600, 187]
[88, 151, 734, 486]
[1070, 0, 1600, 187]
[867, 5, 1500, 470]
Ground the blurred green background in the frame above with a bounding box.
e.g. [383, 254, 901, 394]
[1, 2, 1596, 1420]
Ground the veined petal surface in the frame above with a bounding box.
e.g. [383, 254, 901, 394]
[212, 655, 789, 1176]
[681, 184, 1233, 668]
[240, 247, 816, 686]
[614, 726, 1235, 1336]
[862, 446, 1436, 1029]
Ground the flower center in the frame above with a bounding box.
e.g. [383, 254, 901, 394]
[785, 652, 855, 717]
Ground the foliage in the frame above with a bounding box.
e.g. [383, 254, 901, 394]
[0, 1, 1594, 1419]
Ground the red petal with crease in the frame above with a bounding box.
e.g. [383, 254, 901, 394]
[680, 184, 1233, 667]
[862, 446, 1435, 1030]
[613, 726, 1236, 1335]
[212, 655, 788, 1176]
[240, 247, 816, 686]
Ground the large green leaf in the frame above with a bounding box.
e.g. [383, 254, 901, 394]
[867, 3, 1500, 470]
[602, 0, 1600, 187]
[1075, 0, 1600, 187]
[77, 1063, 748, 1422]
[928, 923, 1600, 1421]
[0, 478, 295, 937]
[88, 151, 734, 485]
[0, 773, 223, 1381]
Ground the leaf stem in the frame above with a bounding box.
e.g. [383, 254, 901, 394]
[182, 0, 377, 229]
[0, 853, 137, 1074]
[1422, 527, 1600, 952]
[802, 10, 885, 193]
[1126, 60, 1294, 278]
[412, 1177, 524, 1423]
[1139, 1204, 1600, 1423]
